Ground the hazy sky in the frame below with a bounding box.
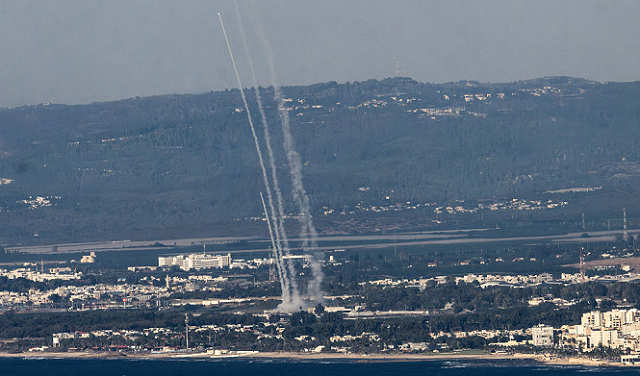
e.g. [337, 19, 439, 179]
[1, 0, 639, 107]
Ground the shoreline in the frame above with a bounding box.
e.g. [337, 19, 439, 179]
[0, 350, 627, 367]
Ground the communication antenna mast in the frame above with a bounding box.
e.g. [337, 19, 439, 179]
[394, 60, 401, 77]
[579, 247, 586, 283]
[624, 208, 628, 242]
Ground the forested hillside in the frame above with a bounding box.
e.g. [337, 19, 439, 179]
[1, 76, 639, 243]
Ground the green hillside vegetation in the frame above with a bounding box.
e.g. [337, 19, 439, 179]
[1, 76, 640, 244]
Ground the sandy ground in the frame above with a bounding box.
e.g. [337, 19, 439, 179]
[0, 350, 626, 367]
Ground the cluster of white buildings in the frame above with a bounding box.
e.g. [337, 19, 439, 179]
[496, 311, 640, 355]
[365, 273, 559, 290]
[477, 199, 567, 212]
[454, 273, 555, 288]
[0, 267, 82, 282]
[0, 281, 175, 309]
[365, 273, 640, 291]
[550, 309, 640, 352]
[54, 283, 172, 304]
[52, 327, 177, 347]
[0, 289, 51, 306]
[559, 272, 640, 284]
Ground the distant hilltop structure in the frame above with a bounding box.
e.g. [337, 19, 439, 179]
[158, 253, 231, 271]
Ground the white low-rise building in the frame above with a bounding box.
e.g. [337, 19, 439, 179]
[532, 324, 554, 347]
[159, 253, 231, 271]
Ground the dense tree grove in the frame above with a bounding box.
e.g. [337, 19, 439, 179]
[363, 280, 640, 313]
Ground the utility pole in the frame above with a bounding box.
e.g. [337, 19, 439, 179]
[185, 314, 189, 350]
[269, 261, 276, 283]
[580, 247, 586, 283]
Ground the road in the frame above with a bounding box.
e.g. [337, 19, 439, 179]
[6, 228, 636, 255]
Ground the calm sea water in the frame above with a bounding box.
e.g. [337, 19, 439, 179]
[0, 358, 637, 376]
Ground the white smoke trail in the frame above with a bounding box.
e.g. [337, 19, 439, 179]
[274, 83, 325, 302]
[243, 6, 325, 302]
[233, 2, 304, 310]
[259, 192, 288, 298]
[217, 13, 293, 306]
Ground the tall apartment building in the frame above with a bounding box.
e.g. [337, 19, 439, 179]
[581, 309, 639, 329]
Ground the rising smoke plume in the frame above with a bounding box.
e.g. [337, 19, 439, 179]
[239, 3, 325, 302]
[217, 12, 294, 308]
[220, 5, 324, 311]
[233, 3, 304, 311]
